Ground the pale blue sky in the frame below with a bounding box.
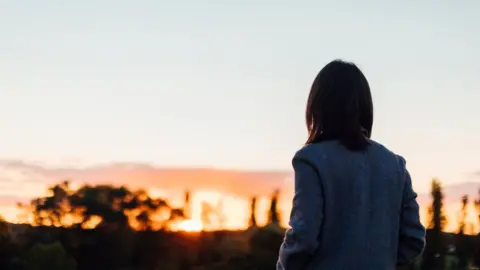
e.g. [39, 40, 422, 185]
[0, 0, 479, 191]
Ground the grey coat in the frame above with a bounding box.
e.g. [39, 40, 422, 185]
[277, 140, 425, 270]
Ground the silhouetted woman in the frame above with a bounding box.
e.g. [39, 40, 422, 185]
[277, 60, 425, 269]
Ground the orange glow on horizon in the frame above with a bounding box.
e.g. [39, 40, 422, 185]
[172, 219, 203, 232]
[2, 183, 480, 235]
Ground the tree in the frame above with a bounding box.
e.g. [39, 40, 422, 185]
[69, 185, 132, 228]
[201, 202, 214, 230]
[456, 195, 470, 270]
[458, 195, 469, 233]
[200, 200, 227, 231]
[134, 195, 170, 231]
[215, 200, 226, 229]
[475, 188, 480, 225]
[183, 190, 191, 220]
[422, 178, 447, 270]
[473, 188, 480, 267]
[427, 179, 448, 231]
[248, 197, 258, 228]
[22, 181, 175, 231]
[23, 181, 72, 227]
[268, 190, 281, 226]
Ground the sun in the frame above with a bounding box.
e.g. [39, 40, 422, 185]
[175, 219, 203, 232]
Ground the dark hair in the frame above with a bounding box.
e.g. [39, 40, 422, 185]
[305, 60, 373, 151]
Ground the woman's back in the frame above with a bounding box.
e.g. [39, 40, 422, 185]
[277, 60, 425, 269]
[280, 140, 424, 269]
[310, 140, 405, 268]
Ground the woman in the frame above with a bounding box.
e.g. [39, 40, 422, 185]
[277, 60, 425, 270]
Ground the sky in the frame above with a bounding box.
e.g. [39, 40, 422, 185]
[0, 0, 479, 194]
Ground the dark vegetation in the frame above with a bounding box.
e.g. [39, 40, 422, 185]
[0, 178, 479, 269]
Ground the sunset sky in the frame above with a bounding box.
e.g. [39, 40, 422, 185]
[0, 1, 479, 231]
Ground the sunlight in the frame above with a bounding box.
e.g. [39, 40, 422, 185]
[175, 219, 203, 232]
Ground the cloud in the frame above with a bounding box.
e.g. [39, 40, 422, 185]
[1, 158, 479, 211]
[0, 159, 293, 198]
[1, 159, 479, 202]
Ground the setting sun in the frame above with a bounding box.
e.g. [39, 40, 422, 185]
[175, 219, 203, 232]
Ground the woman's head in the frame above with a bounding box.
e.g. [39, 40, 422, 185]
[305, 60, 373, 151]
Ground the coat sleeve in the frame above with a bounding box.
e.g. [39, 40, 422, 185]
[397, 156, 426, 266]
[277, 154, 323, 270]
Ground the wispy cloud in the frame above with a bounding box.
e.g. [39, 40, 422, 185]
[1, 159, 480, 203]
[0, 159, 293, 198]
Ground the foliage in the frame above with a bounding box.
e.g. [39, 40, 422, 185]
[24, 241, 76, 270]
[458, 195, 469, 234]
[427, 179, 448, 231]
[249, 197, 257, 227]
[456, 195, 471, 270]
[474, 188, 480, 267]
[0, 215, 11, 240]
[3, 179, 480, 269]
[0, 215, 18, 269]
[20, 181, 179, 231]
[268, 189, 281, 226]
[422, 178, 447, 270]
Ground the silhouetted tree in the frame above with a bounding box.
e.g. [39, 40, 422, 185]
[184, 190, 191, 219]
[268, 190, 281, 226]
[458, 195, 469, 233]
[474, 188, 480, 267]
[475, 188, 480, 226]
[456, 195, 470, 270]
[22, 181, 72, 227]
[168, 208, 186, 226]
[249, 197, 258, 227]
[23, 182, 177, 232]
[69, 185, 134, 228]
[216, 200, 226, 229]
[134, 192, 170, 231]
[427, 179, 448, 231]
[201, 201, 214, 230]
[422, 179, 447, 270]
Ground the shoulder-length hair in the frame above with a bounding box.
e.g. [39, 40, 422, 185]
[305, 60, 373, 151]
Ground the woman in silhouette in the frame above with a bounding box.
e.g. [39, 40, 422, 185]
[277, 60, 425, 269]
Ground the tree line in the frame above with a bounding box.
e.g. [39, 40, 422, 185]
[418, 179, 480, 270]
[0, 181, 284, 270]
[2, 178, 480, 269]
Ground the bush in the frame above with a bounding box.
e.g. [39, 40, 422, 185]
[24, 241, 76, 270]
